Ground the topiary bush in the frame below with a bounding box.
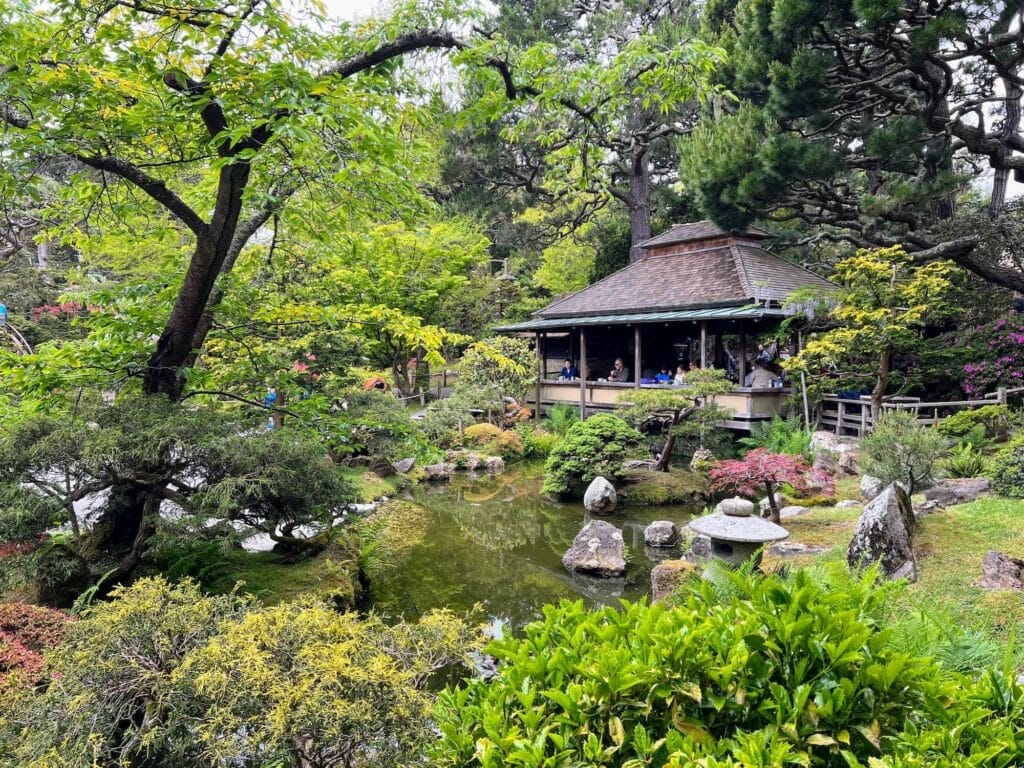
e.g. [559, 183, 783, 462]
[541, 414, 644, 498]
[432, 566, 1024, 768]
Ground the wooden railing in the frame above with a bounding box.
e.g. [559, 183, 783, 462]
[817, 386, 1024, 436]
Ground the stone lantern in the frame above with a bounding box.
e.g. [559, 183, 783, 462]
[689, 497, 789, 568]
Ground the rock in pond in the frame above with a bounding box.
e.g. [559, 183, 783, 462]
[562, 520, 626, 578]
[650, 559, 698, 600]
[644, 520, 678, 547]
[583, 476, 617, 515]
[980, 551, 1024, 590]
[924, 477, 990, 507]
[847, 484, 916, 581]
[424, 462, 457, 482]
[483, 456, 505, 474]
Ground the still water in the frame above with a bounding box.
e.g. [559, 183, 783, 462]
[367, 462, 702, 635]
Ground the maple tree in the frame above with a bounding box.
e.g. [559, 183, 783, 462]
[708, 448, 833, 524]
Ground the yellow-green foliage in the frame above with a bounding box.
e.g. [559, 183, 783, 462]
[0, 577, 481, 768]
[463, 423, 524, 458]
[786, 246, 957, 398]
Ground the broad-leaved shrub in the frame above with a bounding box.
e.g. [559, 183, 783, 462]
[432, 568, 1024, 768]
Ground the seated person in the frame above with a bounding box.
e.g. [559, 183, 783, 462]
[654, 366, 673, 384]
[558, 359, 579, 381]
[673, 364, 687, 386]
[608, 358, 630, 382]
[755, 343, 772, 366]
[745, 362, 775, 388]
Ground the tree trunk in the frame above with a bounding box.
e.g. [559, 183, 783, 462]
[871, 346, 892, 422]
[143, 163, 251, 399]
[990, 79, 1022, 219]
[764, 481, 781, 524]
[627, 149, 652, 263]
[654, 404, 697, 472]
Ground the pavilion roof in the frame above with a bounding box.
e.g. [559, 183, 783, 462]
[530, 230, 835, 321]
[634, 220, 773, 249]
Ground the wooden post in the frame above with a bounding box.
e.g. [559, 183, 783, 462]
[998, 387, 1008, 405]
[535, 331, 543, 423]
[579, 327, 587, 420]
[634, 325, 641, 389]
[739, 330, 747, 386]
[836, 401, 844, 435]
[860, 406, 867, 436]
[700, 321, 707, 368]
[419, 387, 425, 406]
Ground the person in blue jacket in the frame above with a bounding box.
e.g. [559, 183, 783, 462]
[558, 359, 579, 381]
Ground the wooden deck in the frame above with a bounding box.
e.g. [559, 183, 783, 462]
[531, 380, 793, 432]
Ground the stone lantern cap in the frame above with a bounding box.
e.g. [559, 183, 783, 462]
[690, 508, 789, 544]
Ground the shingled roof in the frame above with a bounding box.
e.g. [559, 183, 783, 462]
[634, 220, 773, 249]
[533, 227, 835, 320]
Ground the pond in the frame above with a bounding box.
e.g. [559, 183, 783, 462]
[367, 462, 703, 635]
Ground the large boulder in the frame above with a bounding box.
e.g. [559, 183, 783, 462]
[924, 478, 990, 507]
[562, 520, 626, 577]
[483, 456, 505, 474]
[860, 475, 885, 502]
[650, 559, 698, 600]
[847, 484, 917, 581]
[583, 476, 618, 515]
[810, 431, 860, 456]
[644, 520, 678, 547]
[837, 451, 862, 477]
[980, 551, 1024, 590]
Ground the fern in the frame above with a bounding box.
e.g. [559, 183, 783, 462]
[738, 415, 812, 459]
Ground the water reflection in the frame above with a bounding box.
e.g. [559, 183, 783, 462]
[367, 463, 701, 633]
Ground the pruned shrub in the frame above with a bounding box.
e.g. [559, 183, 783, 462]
[463, 423, 523, 459]
[990, 440, 1024, 498]
[937, 404, 1017, 443]
[861, 410, 946, 494]
[0, 602, 71, 691]
[541, 414, 644, 498]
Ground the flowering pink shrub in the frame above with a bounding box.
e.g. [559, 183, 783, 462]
[29, 300, 98, 322]
[960, 319, 1024, 397]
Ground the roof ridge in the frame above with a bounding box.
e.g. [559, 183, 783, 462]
[730, 243, 755, 297]
[733, 242, 836, 287]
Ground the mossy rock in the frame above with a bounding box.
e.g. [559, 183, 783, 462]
[617, 468, 708, 506]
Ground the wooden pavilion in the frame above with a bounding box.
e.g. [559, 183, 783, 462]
[496, 221, 836, 430]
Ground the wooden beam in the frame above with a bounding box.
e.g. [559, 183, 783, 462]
[535, 332, 543, 423]
[579, 327, 587, 420]
[739, 330, 747, 385]
[634, 325, 641, 389]
[700, 321, 707, 368]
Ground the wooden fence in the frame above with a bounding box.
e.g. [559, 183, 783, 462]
[816, 386, 1024, 436]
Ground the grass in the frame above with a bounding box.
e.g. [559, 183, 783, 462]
[764, 495, 1024, 643]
